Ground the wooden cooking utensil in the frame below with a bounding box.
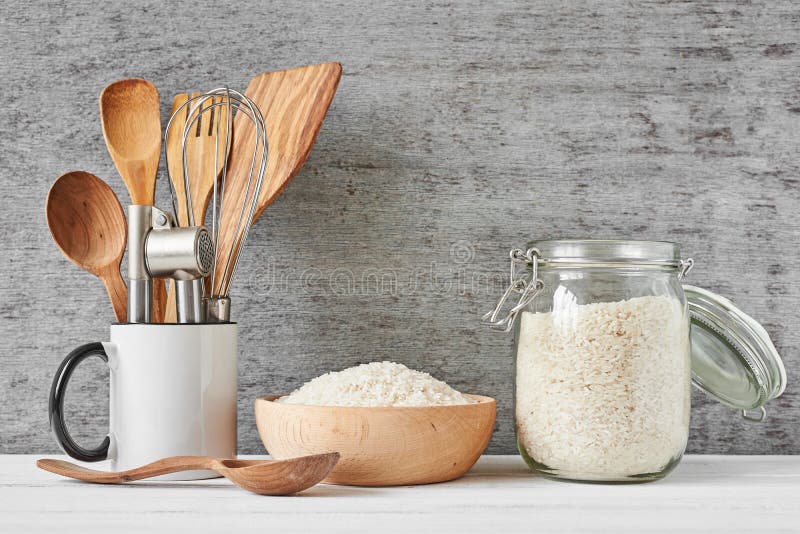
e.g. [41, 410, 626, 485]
[163, 92, 231, 322]
[37, 452, 340, 496]
[100, 78, 166, 321]
[46, 171, 128, 323]
[99, 79, 161, 205]
[211, 62, 342, 296]
[166, 92, 231, 227]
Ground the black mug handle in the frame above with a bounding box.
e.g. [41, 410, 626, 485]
[49, 342, 110, 462]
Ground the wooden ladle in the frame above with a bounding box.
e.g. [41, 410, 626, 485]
[46, 171, 127, 323]
[100, 78, 166, 321]
[36, 453, 340, 496]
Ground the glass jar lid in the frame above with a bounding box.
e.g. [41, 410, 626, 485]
[684, 285, 786, 422]
[531, 239, 682, 267]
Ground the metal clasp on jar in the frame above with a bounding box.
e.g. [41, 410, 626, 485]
[679, 258, 694, 280]
[483, 248, 695, 333]
[481, 247, 544, 332]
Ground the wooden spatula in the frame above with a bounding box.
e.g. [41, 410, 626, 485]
[100, 78, 167, 321]
[99, 79, 161, 205]
[211, 62, 342, 296]
[163, 92, 230, 322]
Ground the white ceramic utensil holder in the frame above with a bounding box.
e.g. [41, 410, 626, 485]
[49, 323, 237, 480]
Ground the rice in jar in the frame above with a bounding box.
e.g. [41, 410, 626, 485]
[486, 240, 692, 482]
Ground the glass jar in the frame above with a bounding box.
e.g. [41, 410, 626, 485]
[484, 239, 786, 483]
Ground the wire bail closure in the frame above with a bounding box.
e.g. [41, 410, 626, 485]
[482, 247, 544, 332]
[679, 258, 694, 280]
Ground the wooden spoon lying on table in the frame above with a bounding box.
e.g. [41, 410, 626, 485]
[46, 171, 127, 323]
[37, 453, 340, 496]
[212, 62, 342, 296]
[99, 78, 167, 321]
[163, 92, 230, 323]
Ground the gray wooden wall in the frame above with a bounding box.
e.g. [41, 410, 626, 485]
[1, 0, 798, 455]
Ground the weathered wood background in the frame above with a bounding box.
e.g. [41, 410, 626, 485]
[1, 1, 797, 455]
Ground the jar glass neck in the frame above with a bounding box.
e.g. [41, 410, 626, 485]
[537, 258, 693, 280]
[529, 239, 682, 265]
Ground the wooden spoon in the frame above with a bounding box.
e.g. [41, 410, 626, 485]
[212, 62, 342, 296]
[100, 78, 166, 320]
[100, 78, 162, 204]
[163, 92, 231, 322]
[36, 453, 339, 496]
[46, 171, 127, 323]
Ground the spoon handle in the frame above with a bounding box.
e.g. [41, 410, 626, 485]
[153, 279, 167, 322]
[101, 267, 128, 323]
[37, 456, 216, 484]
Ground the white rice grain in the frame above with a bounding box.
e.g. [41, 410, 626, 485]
[516, 295, 690, 478]
[278, 361, 474, 407]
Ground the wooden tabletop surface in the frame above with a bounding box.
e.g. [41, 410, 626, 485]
[3, 454, 798, 533]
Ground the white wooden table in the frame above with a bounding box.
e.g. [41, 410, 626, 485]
[2, 455, 798, 533]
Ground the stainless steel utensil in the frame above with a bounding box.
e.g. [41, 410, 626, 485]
[146, 226, 214, 322]
[165, 88, 268, 323]
[164, 92, 232, 323]
[127, 206, 171, 323]
[126, 205, 212, 323]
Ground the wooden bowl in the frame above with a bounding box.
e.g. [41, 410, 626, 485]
[255, 394, 496, 486]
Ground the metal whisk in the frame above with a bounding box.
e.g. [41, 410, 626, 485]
[165, 88, 268, 323]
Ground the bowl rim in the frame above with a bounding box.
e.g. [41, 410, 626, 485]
[255, 393, 496, 410]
